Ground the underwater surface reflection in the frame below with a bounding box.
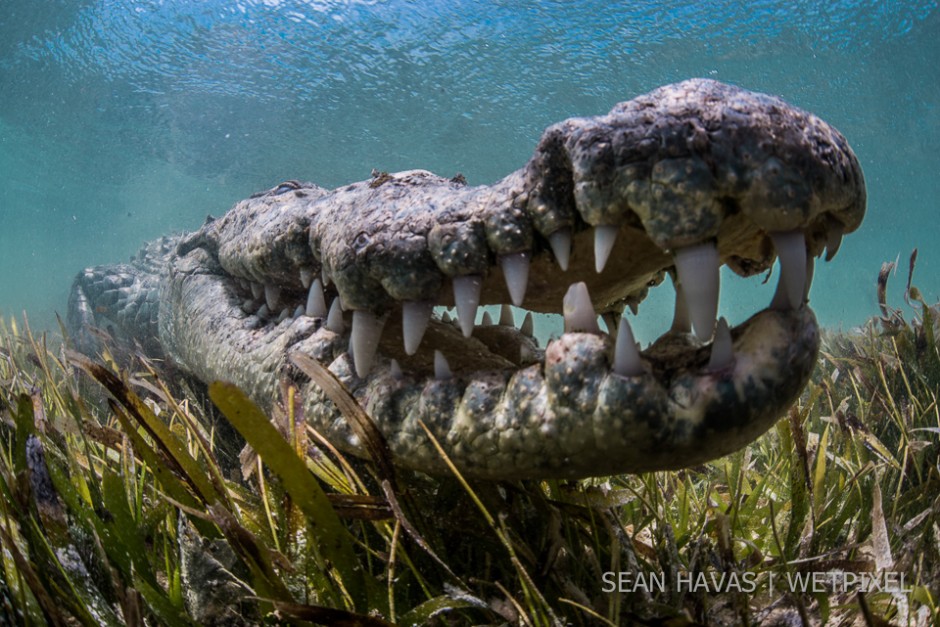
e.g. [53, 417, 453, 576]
[0, 0, 938, 337]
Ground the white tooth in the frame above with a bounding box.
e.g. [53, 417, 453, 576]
[299, 268, 313, 289]
[293, 305, 305, 318]
[548, 229, 572, 271]
[770, 230, 807, 310]
[278, 307, 290, 322]
[441, 310, 453, 324]
[434, 350, 452, 380]
[805, 255, 814, 300]
[499, 304, 514, 326]
[613, 318, 643, 377]
[500, 252, 530, 306]
[674, 242, 720, 341]
[402, 301, 433, 355]
[306, 279, 328, 317]
[708, 317, 734, 371]
[563, 282, 600, 333]
[770, 271, 788, 310]
[521, 312, 534, 337]
[264, 284, 282, 311]
[453, 275, 482, 338]
[325, 298, 345, 333]
[825, 223, 844, 261]
[256, 304, 270, 319]
[250, 282, 264, 300]
[351, 310, 386, 378]
[594, 225, 618, 273]
[480, 311, 494, 326]
[389, 359, 403, 379]
[321, 266, 331, 287]
[242, 299, 258, 314]
[670, 274, 692, 333]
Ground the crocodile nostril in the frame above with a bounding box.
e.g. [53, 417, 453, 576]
[273, 180, 301, 195]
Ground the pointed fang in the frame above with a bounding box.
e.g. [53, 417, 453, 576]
[770, 230, 807, 310]
[325, 298, 345, 333]
[613, 318, 643, 377]
[264, 284, 282, 311]
[548, 228, 572, 271]
[594, 225, 618, 273]
[434, 350, 452, 380]
[521, 312, 534, 337]
[708, 317, 734, 371]
[402, 301, 433, 355]
[805, 255, 815, 300]
[674, 242, 720, 341]
[351, 310, 386, 378]
[453, 275, 482, 338]
[670, 273, 692, 334]
[563, 282, 600, 333]
[306, 279, 328, 318]
[770, 271, 788, 310]
[825, 223, 844, 261]
[499, 304, 514, 326]
[500, 252, 530, 306]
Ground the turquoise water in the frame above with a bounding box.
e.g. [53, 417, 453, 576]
[1, 1, 938, 341]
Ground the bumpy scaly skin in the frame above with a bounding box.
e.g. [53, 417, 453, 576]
[68, 79, 865, 479]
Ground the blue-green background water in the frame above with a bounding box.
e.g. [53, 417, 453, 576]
[1, 0, 938, 341]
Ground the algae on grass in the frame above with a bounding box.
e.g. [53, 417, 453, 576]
[0, 259, 938, 625]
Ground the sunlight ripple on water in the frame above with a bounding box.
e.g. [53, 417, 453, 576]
[0, 0, 938, 333]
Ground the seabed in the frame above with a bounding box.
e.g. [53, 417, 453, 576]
[0, 256, 937, 626]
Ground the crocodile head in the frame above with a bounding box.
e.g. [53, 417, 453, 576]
[71, 79, 865, 479]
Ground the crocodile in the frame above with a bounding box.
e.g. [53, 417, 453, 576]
[68, 79, 865, 479]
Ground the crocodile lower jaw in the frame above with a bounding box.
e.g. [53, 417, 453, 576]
[162, 246, 819, 478]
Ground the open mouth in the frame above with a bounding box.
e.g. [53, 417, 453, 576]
[216, 180, 834, 382]
[71, 79, 865, 479]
